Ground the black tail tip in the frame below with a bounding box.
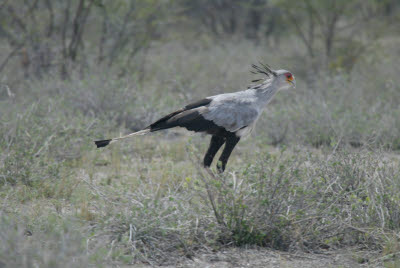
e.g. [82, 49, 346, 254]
[95, 139, 112, 148]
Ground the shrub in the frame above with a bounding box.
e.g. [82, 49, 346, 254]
[194, 147, 400, 251]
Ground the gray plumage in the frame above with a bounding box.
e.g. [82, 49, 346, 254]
[203, 80, 278, 135]
[95, 64, 296, 172]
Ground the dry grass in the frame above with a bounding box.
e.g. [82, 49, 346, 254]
[1, 39, 400, 266]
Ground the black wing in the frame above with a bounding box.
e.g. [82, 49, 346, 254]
[148, 98, 223, 134]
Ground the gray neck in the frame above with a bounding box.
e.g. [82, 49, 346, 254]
[252, 79, 280, 105]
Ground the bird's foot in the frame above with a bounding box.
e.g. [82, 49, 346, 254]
[216, 161, 225, 173]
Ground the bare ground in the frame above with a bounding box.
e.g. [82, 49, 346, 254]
[131, 248, 385, 268]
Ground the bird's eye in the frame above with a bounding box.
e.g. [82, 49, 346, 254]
[285, 73, 292, 78]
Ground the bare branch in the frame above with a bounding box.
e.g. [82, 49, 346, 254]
[44, 0, 54, 37]
[0, 43, 23, 74]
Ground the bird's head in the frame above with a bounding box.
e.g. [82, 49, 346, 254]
[274, 69, 296, 90]
[250, 63, 296, 90]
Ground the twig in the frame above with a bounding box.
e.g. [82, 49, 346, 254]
[326, 135, 343, 161]
[4, 85, 15, 98]
[0, 44, 23, 74]
[34, 134, 55, 157]
[129, 223, 133, 242]
[366, 251, 400, 265]
[186, 144, 226, 227]
[80, 172, 119, 205]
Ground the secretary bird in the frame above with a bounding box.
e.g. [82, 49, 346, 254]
[95, 63, 296, 172]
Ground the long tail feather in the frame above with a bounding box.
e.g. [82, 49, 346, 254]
[94, 128, 150, 148]
[95, 139, 112, 148]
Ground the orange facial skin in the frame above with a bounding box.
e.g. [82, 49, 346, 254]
[285, 72, 293, 82]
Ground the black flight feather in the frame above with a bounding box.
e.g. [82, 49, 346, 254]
[149, 98, 212, 132]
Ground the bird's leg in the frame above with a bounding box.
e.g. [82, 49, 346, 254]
[217, 135, 240, 173]
[203, 135, 226, 167]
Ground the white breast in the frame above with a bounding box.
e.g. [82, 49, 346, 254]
[235, 121, 257, 138]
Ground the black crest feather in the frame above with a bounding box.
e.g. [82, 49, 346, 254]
[250, 62, 277, 77]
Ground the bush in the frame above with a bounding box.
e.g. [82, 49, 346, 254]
[194, 147, 400, 251]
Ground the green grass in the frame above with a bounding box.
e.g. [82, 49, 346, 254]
[1, 39, 400, 266]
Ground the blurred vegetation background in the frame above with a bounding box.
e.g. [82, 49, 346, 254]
[1, 0, 399, 81]
[1, 0, 400, 267]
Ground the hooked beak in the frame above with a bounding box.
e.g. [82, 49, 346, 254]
[287, 77, 296, 88]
